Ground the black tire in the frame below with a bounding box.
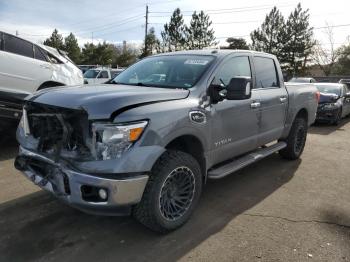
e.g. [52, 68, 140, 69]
[279, 117, 308, 160]
[133, 150, 202, 233]
[332, 108, 342, 126]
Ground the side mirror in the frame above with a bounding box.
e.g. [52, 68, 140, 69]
[224, 77, 252, 100]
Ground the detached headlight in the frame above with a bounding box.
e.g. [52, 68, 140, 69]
[92, 121, 148, 160]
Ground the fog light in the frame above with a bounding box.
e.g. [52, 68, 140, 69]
[98, 188, 108, 200]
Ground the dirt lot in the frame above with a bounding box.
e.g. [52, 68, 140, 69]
[0, 120, 349, 262]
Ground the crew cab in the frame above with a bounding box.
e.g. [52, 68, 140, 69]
[0, 31, 83, 129]
[15, 50, 318, 233]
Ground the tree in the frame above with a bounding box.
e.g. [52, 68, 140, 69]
[161, 8, 186, 52]
[250, 7, 285, 56]
[281, 3, 315, 76]
[185, 11, 217, 50]
[222, 37, 249, 50]
[112, 43, 139, 67]
[43, 29, 65, 49]
[80, 42, 114, 65]
[140, 27, 161, 58]
[333, 44, 350, 75]
[310, 25, 339, 76]
[64, 33, 81, 63]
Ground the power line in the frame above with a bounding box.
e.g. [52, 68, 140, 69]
[314, 24, 350, 30]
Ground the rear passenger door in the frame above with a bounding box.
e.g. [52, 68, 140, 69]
[252, 56, 288, 146]
[210, 55, 260, 165]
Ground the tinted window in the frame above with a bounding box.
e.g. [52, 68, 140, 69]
[99, 71, 109, 78]
[254, 57, 279, 88]
[3, 33, 33, 58]
[34, 45, 47, 61]
[84, 69, 100, 78]
[212, 56, 251, 86]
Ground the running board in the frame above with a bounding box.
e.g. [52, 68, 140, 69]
[207, 142, 287, 179]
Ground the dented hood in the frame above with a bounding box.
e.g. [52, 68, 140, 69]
[26, 84, 189, 119]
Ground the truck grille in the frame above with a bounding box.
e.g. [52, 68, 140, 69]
[25, 102, 91, 161]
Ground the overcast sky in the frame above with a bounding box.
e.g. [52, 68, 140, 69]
[0, 0, 349, 49]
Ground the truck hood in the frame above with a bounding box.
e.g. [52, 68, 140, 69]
[26, 84, 190, 119]
[319, 92, 339, 104]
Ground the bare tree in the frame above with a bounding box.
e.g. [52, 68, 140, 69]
[311, 24, 339, 76]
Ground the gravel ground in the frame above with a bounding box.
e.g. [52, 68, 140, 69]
[0, 119, 349, 262]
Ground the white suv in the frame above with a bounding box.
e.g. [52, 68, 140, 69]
[0, 31, 84, 126]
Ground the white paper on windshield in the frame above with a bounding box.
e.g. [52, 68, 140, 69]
[184, 59, 209, 65]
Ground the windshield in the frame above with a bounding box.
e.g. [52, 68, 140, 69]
[84, 69, 100, 78]
[112, 55, 215, 88]
[315, 85, 341, 96]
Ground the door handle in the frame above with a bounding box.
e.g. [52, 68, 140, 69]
[250, 102, 261, 109]
[280, 96, 287, 103]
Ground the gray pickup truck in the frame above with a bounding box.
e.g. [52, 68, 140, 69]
[15, 50, 318, 232]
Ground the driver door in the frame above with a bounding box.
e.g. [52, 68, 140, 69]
[210, 55, 260, 165]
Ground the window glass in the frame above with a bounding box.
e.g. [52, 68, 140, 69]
[212, 56, 251, 86]
[84, 69, 100, 78]
[99, 71, 109, 78]
[113, 55, 215, 89]
[34, 45, 47, 61]
[3, 33, 33, 58]
[254, 57, 279, 88]
[315, 85, 341, 96]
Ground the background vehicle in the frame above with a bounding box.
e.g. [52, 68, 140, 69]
[315, 83, 350, 125]
[15, 50, 318, 233]
[83, 67, 124, 84]
[288, 77, 316, 83]
[339, 79, 350, 89]
[0, 31, 84, 126]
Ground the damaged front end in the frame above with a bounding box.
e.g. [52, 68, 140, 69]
[15, 102, 149, 215]
[18, 101, 93, 162]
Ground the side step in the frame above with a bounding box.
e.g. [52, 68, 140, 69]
[207, 141, 287, 179]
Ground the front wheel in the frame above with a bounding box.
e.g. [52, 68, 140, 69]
[279, 117, 308, 160]
[332, 108, 342, 126]
[133, 150, 202, 233]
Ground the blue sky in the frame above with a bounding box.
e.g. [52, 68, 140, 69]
[0, 0, 349, 48]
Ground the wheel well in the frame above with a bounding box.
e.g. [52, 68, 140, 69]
[38, 81, 64, 90]
[165, 135, 206, 178]
[295, 108, 308, 122]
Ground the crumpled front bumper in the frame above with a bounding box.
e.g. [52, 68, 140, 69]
[15, 146, 149, 216]
[316, 106, 340, 122]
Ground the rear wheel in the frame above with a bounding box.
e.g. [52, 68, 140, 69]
[133, 150, 202, 233]
[279, 117, 308, 160]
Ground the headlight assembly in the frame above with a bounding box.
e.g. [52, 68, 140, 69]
[92, 121, 148, 160]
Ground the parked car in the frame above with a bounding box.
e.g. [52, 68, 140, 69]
[83, 67, 123, 84]
[339, 79, 350, 89]
[0, 31, 84, 128]
[78, 65, 98, 74]
[288, 77, 316, 83]
[15, 50, 318, 233]
[315, 83, 350, 125]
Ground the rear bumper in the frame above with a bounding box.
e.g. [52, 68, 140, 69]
[15, 146, 149, 216]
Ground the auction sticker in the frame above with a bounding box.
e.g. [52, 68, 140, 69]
[184, 59, 209, 65]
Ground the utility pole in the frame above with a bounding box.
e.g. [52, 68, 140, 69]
[144, 4, 149, 55]
[91, 32, 94, 44]
[16, 30, 19, 36]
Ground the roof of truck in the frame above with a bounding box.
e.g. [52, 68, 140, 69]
[153, 49, 275, 58]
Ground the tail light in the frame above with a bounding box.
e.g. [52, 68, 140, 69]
[315, 91, 320, 103]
